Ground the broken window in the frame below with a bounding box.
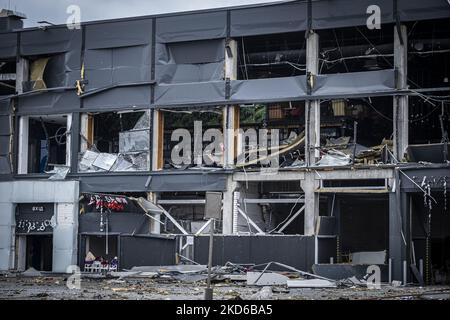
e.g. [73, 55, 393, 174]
[237, 102, 306, 168]
[157, 192, 218, 234]
[407, 19, 450, 90]
[78, 110, 150, 173]
[24, 54, 67, 91]
[237, 32, 306, 80]
[318, 96, 394, 166]
[236, 181, 305, 235]
[318, 25, 394, 74]
[18, 114, 71, 174]
[324, 194, 389, 264]
[160, 107, 223, 169]
[0, 59, 16, 95]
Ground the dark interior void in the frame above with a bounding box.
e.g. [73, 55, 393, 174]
[93, 111, 147, 153]
[28, 116, 67, 173]
[331, 194, 389, 262]
[26, 54, 66, 91]
[252, 181, 304, 235]
[158, 192, 218, 234]
[239, 102, 306, 167]
[409, 95, 450, 144]
[237, 32, 306, 80]
[26, 235, 52, 271]
[320, 97, 393, 156]
[318, 25, 394, 74]
[411, 193, 450, 284]
[163, 108, 223, 169]
[84, 235, 118, 263]
[407, 19, 450, 90]
[0, 59, 16, 95]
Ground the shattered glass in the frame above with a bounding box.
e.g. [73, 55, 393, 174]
[119, 129, 150, 153]
[46, 165, 70, 180]
[92, 153, 118, 171]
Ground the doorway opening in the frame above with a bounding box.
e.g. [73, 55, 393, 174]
[25, 235, 53, 271]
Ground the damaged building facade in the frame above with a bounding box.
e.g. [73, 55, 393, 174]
[0, 0, 449, 285]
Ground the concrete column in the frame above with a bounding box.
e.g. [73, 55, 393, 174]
[305, 32, 320, 165]
[16, 57, 29, 94]
[147, 192, 161, 234]
[222, 176, 237, 234]
[389, 185, 410, 283]
[17, 116, 28, 174]
[0, 190, 14, 270]
[301, 172, 319, 236]
[393, 25, 408, 161]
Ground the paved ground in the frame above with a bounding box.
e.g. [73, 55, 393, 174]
[1, 273, 450, 300]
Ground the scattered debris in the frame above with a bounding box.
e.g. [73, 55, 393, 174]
[246, 271, 289, 286]
[250, 286, 273, 300]
[287, 279, 337, 288]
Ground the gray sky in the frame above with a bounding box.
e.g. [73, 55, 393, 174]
[0, 0, 289, 27]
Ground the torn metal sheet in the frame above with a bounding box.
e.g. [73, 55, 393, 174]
[287, 279, 337, 288]
[246, 271, 289, 286]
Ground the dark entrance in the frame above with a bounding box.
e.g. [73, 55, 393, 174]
[25, 235, 53, 271]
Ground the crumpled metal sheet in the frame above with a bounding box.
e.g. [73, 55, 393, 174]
[46, 165, 70, 180]
[315, 149, 351, 167]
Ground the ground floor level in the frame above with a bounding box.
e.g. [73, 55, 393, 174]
[0, 274, 449, 300]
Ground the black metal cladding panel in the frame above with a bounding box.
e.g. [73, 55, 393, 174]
[0, 156, 10, 174]
[79, 211, 149, 234]
[397, 0, 450, 22]
[399, 167, 450, 191]
[20, 27, 82, 56]
[311, 0, 394, 30]
[313, 69, 396, 97]
[17, 91, 79, 114]
[0, 136, 9, 155]
[230, 1, 308, 37]
[0, 33, 17, 58]
[154, 81, 226, 106]
[84, 45, 151, 90]
[230, 76, 307, 103]
[194, 235, 315, 271]
[80, 175, 151, 193]
[156, 11, 227, 43]
[149, 173, 228, 192]
[85, 18, 153, 49]
[0, 114, 10, 136]
[82, 86, 151, 110]
[119, 235, 176, 269]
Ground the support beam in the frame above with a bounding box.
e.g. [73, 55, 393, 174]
[305, 32, 320, 165]
[393, 24, 408, 161]
[17, 116, 28, 174]
[301, 171, 319, 236]
[147, 192, 161, 234]
[15, 58, 28, 94]
[152, 109, 164, 171]
[278, 205, 305, 233]
[224, 39, 239, 169]
[222, 175, 237, 234]
[236, 207, 264, 234]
